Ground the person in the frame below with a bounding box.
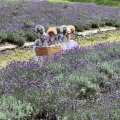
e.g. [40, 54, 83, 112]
[47, 27, 58, 45]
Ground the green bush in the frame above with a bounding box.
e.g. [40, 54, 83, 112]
[0, 32, 8, 43]
[6, 32, 26, 46]
[114, 22, 120, 28]
[90, 21, 100, 28]
[74, 24, 83, 32]
[25, 31, 39, 42]
[105, 18, 117, 26]
[0, 32, 25, 46]
[23, 20, 35, 28]
[0, 96, 33, 120]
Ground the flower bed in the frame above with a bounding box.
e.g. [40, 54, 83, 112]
[0, 42, 120, 119]
[0, 0, 120, 45]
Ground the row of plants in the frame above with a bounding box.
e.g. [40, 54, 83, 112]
[0, 42, 120, 119]
[0, 0, 120, 45]
[0, 31, 38, 46]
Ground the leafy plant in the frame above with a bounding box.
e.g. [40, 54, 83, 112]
[6, 32, 26, 46]
[25, 31, 39, 42]
[0, 96, 33, 120]
[0, 40, 120, 119]
[0, 32, 8, 43]
[23, 20, 35, 28]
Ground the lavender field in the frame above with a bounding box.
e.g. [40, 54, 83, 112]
[0, 42, 120, 119]
[0, 0, 120, 120]
[0, 0, 120, 45]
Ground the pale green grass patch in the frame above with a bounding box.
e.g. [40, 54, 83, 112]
[0, 0, 19, 2]
[78, 32, 120, 47]
[0, 49, 34, 68]
[49, 0, 65, 2]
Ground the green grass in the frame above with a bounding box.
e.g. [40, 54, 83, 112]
[0, 0, 19, 2]
[78, 32, 120, 47]
[49, 0, 120, 7]
[1, 0, 120, 7]
[0, 49, 34, 68]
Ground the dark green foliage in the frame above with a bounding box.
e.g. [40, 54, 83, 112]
[74, 24, 83, 32]
[105, 18, 118, 26]
[114, 22, 120, 28]
[23, 20, 35, 28]
[0, 32, 8, 43]
[90, 21, 100, 28]
[25, 31, 39, 42]
[5, 32, 26, 46]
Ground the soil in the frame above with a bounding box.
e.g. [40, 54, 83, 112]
[0, 28, 120, 59]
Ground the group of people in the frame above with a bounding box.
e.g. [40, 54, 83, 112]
[34, 24, 76, 47]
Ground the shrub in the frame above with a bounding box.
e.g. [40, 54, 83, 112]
[74, 24, 83, 32]
[23, 20, 35, 28]
[0, 32, 25, 46]
[1, 0, 120, 42]
[0, 32, 8, 43]
[114, 21, 120, 28]
[90, 21, 100, 28]
[0, 42, 120, 119]
[6, 32, 26, 46]
[105, 18, 118, 26]
[0, 96, 33, 120]
[25, 31, 39, 42]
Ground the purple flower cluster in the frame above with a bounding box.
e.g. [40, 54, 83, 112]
[0, 0, 120, 35]
[0, 42, 120, 118]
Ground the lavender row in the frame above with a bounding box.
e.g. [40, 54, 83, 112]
[0, 1, 120, 38]
[0, 42, 120, 119]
